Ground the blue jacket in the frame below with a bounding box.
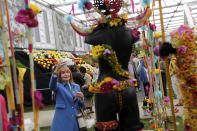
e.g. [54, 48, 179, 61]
[49, 74, 84, 131]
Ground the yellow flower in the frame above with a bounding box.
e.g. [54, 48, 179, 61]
[147, 99, 152, 104]
[154, 32, 161, 38]
[104, 77, 112, 83]
[155, 69, 160, 74]
[110, 18, 121, 27]
[92, 45, 105, 59]
[89, 85, 93, 92]
[121, 14, 128, 20]
[29, 4, 41, 15]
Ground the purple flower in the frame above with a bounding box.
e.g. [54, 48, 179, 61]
[85, 2, 93, 10]
[178, 45, 187, 55]
[164, 96, 170, 104]
[129, 78, 137, 85]
[177, 25, 191, 36]
[15, 9, 38, 28]
[111, 78, 119, 86]
[103, 49, 112, 56]
[131, 28, 140, 42]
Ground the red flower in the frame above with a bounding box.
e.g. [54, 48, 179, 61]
[15, 9, 38, 28]
[150, 124, 155, 128]
[105, 0, 110, 4]
[85, 2, 93, 10]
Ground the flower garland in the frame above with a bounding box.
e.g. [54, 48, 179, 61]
[170, 25, 197, 130]
[96, 120, 118, 130]
[92, 44, 135, 80]
[90, 44, 137, 93]
[89, 77, 136, 93]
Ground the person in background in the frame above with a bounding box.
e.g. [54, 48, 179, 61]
[160, 60, 167, 96]
[169, 55, 183, 106]
[79, 66, 94, 112]
[128, 53, 140, 91]
[137, 58, 150, 116]
[69, 65, 85, 88]
[49, 60, 84, 131]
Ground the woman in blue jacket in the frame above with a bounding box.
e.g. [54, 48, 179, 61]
[49, 61, 84, 131]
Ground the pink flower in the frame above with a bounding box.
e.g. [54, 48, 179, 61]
[131, 28, 140, 42]
[154, 46, 159, 56]
[178, 45, 187, 55]
[15, 9, 38, 28]
[103, 49, 112, 56]
[85, 2, 93, 10]
[174, 107, 179, 113]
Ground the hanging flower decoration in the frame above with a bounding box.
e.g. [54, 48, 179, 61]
[170, 25, 197, 130]
[15, 8, 38, 28]
[149, 23, 156, 31]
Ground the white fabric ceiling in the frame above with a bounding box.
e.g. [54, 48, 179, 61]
[34, 0, 197, 35]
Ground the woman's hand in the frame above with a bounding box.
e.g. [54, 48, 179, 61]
[54, 60, 67, 74]
[75, 92, 84, 102]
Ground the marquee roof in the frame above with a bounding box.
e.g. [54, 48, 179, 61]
[34, 0, 197, 35]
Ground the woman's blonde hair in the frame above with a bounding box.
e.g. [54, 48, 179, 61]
[57, 65, 73, 83]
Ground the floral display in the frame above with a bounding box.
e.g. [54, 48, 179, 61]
[89, 77, 136, 93]
[170, 25, 197, 130]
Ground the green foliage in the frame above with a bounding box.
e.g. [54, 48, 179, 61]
[10, 59, 27, 69]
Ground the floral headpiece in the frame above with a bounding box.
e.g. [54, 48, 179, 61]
[67, 0, 152, 36]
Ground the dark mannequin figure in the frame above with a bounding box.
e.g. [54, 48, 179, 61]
[85, 25, 144, 131]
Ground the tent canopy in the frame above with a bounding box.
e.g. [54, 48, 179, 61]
[34, 0, 197, 35]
